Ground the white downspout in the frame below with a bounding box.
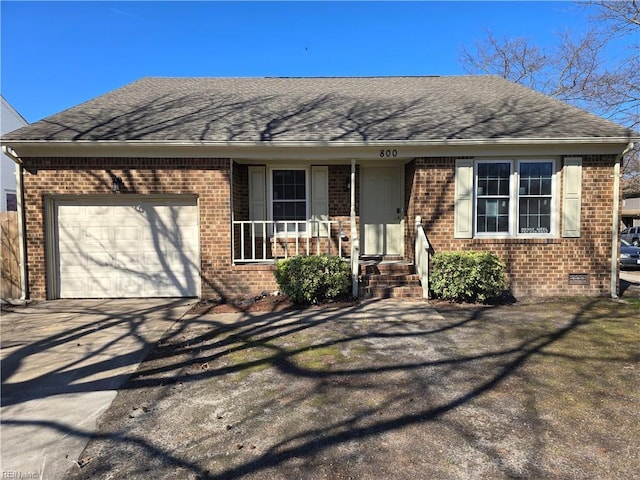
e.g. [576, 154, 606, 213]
[229, 159, 235, 267]
[2, 145, 28, 300]
[611, 142, 634, 299]
[350, 159, 359, 298]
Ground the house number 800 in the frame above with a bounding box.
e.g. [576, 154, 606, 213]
[379, 149, 398, 158]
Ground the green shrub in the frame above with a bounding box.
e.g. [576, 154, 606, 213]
[430, 251, 506, 303]
[274, 255, 351, 304]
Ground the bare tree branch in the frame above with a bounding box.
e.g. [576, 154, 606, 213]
[460, 1, 639, 195]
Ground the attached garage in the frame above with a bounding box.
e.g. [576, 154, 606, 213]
[46, 196, 200, 299]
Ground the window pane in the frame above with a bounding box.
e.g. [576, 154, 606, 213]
[284, 185, 295, 199]
[518, 162, 552, 234]
[273, 201, 306, 221]
[476, 163, 511, 234]
[273, 202, 285, 220]
[499, 163, 511, 177]
[6, 193, 17, 211]
[477, 162, 510, 196]
[274, 199, 307, 233]
[272, 170, 306, 201]
[499, 178, 509, 196]
[477, 199, 509, 233]
[519, 198, 551, 234]
[273, 170, 287, 185]
[294, 202, 306, 218]
[520, 162, 552, 196]
[498, 215, 509, 232]
[272, 169, 307, 232]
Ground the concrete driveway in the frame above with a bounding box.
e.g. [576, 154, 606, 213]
[0, 298, 194, 480]
[620, 269, 640, 298]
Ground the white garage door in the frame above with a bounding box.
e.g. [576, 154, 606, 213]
[54, 197, 200, 298]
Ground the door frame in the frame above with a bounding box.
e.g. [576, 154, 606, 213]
[359, 165, 405, 257]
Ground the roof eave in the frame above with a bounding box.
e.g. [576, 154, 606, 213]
[4, 137, 636, 161]
[3, 136, 637, 147]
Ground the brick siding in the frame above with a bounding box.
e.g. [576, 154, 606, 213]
[406, 155, 618, 297]
[21, 157, 281, 300]
[20, 155, 618, 300]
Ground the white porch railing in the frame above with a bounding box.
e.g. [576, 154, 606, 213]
[232, 220, 349, 263]
[414, 216, 431, 299]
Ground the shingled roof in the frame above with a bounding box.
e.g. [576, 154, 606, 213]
[2, 76, 635, 144]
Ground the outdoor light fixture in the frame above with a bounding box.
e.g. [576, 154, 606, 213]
[111, 175, 123, 193]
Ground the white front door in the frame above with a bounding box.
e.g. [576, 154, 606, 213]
[360, 166, 404, 256]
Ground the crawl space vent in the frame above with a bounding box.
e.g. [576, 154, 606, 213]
[568, 273, 590, 285]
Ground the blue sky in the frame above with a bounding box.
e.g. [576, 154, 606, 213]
[1, 1, 600, 123]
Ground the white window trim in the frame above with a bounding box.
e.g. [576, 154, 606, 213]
[473, 158, 558, 239]
[474, 160, 514, 237]
[267, 166, 311, 237]
[516, 159, 558, 238]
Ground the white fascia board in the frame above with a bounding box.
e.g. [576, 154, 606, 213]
[4, 137, 636, 160]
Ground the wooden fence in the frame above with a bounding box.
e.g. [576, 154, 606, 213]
[1, 211, 21, 299]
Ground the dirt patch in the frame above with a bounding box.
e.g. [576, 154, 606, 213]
[66, 298, 639, 480]
[189, 293, 359, 314]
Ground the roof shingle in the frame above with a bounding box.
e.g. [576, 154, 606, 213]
[2, 76, 635, 143]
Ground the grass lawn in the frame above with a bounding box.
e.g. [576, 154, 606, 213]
[67, 297, 640, 480]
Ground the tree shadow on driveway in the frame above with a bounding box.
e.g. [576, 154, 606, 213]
[4, 298, 640, 480]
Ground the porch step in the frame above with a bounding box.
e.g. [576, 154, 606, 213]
[363, 274, 421, 287]
[359, 260, 424, 300]
[360, 285, 425, 299]
[361, 261, 416, 276]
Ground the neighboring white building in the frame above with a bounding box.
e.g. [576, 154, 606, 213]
[1, 96, 28, 210]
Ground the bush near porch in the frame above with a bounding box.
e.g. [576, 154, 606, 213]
[274, 255, 351, 305]
[431, 251, 506, 303]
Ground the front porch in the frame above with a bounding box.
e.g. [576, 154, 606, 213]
[230, 218, 431, 300]
[230, 160, 431, 299]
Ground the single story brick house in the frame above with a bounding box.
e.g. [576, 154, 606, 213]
[1, 76, 637, 300]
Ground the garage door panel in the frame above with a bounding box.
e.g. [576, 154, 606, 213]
[85, 226, 114, 244]
[141, 221, 199, 239]
[59, 262, 89, 277]
[141, 235, 199, 252]
[117, 276, 148, 297]
[83, 205, 116, 217]
[55, 198, 200, 298]
[58, 225, 86, 243]
[110, 226, 142, 242]
[142, 252, 172, 269]
[139, 252, 197, 273]
[57, 205, 85, 220]
[61, 276, 115, 299]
